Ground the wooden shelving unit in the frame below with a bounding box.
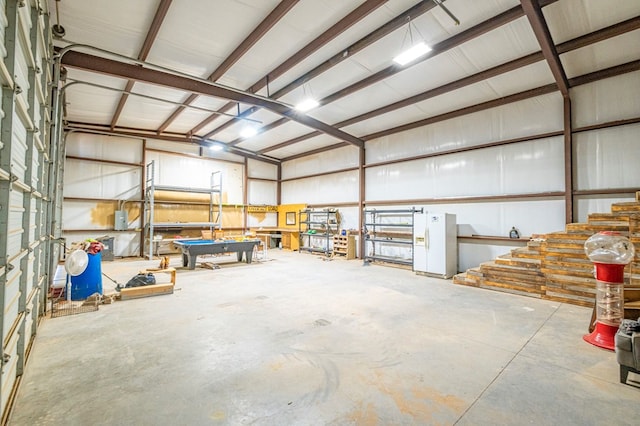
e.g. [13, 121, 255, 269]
[333, 235, 355, 260]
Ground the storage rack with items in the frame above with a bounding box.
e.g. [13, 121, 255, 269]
[143, 160, 222, 259]
[298, 208, 340, 256]
[362, 207, 422, 266]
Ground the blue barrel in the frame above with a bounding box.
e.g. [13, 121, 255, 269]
[70, 252, 103, 300]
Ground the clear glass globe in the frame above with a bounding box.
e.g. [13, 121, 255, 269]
[584, 231, 635, 264]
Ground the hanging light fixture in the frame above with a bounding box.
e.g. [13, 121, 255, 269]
[393, 17, 432, 66]
[206, 141, 225, 151]
[240, 126, 258, 138]
[295, 80, 319, 112]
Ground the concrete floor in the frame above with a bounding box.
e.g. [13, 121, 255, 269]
[8, 250, 640, 425]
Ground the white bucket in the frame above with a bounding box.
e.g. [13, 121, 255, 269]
[52, 263, 68, 288]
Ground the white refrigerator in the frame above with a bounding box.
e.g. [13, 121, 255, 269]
[413, 212, 457, 278]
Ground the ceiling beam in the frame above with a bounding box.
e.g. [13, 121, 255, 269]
[556, 15, 640, 54]
[60, 50, 364, 148]
[260, 52, 543, 153]
[64, 122, 281, 165]
[260, 13, 635, 155]
[362, 85, 558, 141]
[520, 0, 569, 96]
[156, 0, 299, 134]
[569, 58, 640, 87]
[226, 1, 559, 147]
[281, 58, 640, 161]
[204, 0, 441, 141]
[189, 0, 389, 136]
[109, 0, 173, 131]
[252, 3, 538, 153]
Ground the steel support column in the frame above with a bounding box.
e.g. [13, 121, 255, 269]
[564, 96, 573, 224]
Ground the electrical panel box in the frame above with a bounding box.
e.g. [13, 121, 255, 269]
[114, 210, 128, 231]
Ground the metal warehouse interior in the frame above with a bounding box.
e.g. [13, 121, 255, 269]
[1, 0, 639, 424]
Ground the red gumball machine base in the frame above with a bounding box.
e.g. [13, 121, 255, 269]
[583, 322, 618, 351]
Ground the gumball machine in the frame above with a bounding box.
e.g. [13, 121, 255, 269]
[583, 231, 635, 350]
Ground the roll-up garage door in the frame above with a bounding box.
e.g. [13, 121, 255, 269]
[0, 0, 52, 421]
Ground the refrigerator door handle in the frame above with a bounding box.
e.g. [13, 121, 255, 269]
[424, 227, 429, 250]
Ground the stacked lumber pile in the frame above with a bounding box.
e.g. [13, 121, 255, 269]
[453, 191, 640, 308]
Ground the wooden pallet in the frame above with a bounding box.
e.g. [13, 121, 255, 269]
[453, 191, 640, 308]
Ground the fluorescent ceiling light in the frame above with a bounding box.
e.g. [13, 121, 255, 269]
[209, 143, 224, 151]
[240, 126, 258, 138]
[295, 98, 319, 112]
[393, 42, 432, 66]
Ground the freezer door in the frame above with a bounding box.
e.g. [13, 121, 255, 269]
[426, 214, 446, 275]
[413, 212, 427, 272]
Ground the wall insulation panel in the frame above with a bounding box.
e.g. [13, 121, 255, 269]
[247, 158, 277, 180]
[62, 199, 141, 231]
[366, 137, 565, 201]
[575, 195, 637, 224]
[572, 72, 640, 129]
[282, 170, 359, 205]
[66, 133, 143, 163]
[282, 146, 359, 180]
[366, 92, 563, 164]
[574, 123, 640, 191]
[146, 150, 244, 204]
[458, 241, 524, 272]
[247, 180, 277, 205]
[63, 158, 141, 200]
[247, 213, 277, 229]
[146, 138, 201, 156]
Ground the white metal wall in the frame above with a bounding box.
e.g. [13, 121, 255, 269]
[281, 72, 640, 271]
[572, 71, 640, 221]
[62, 133, 284, 255]
[0, 0, 51, 421]
[62, 133, 143, 257]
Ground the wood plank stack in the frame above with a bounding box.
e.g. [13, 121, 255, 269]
[453, 191, 640, 308]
